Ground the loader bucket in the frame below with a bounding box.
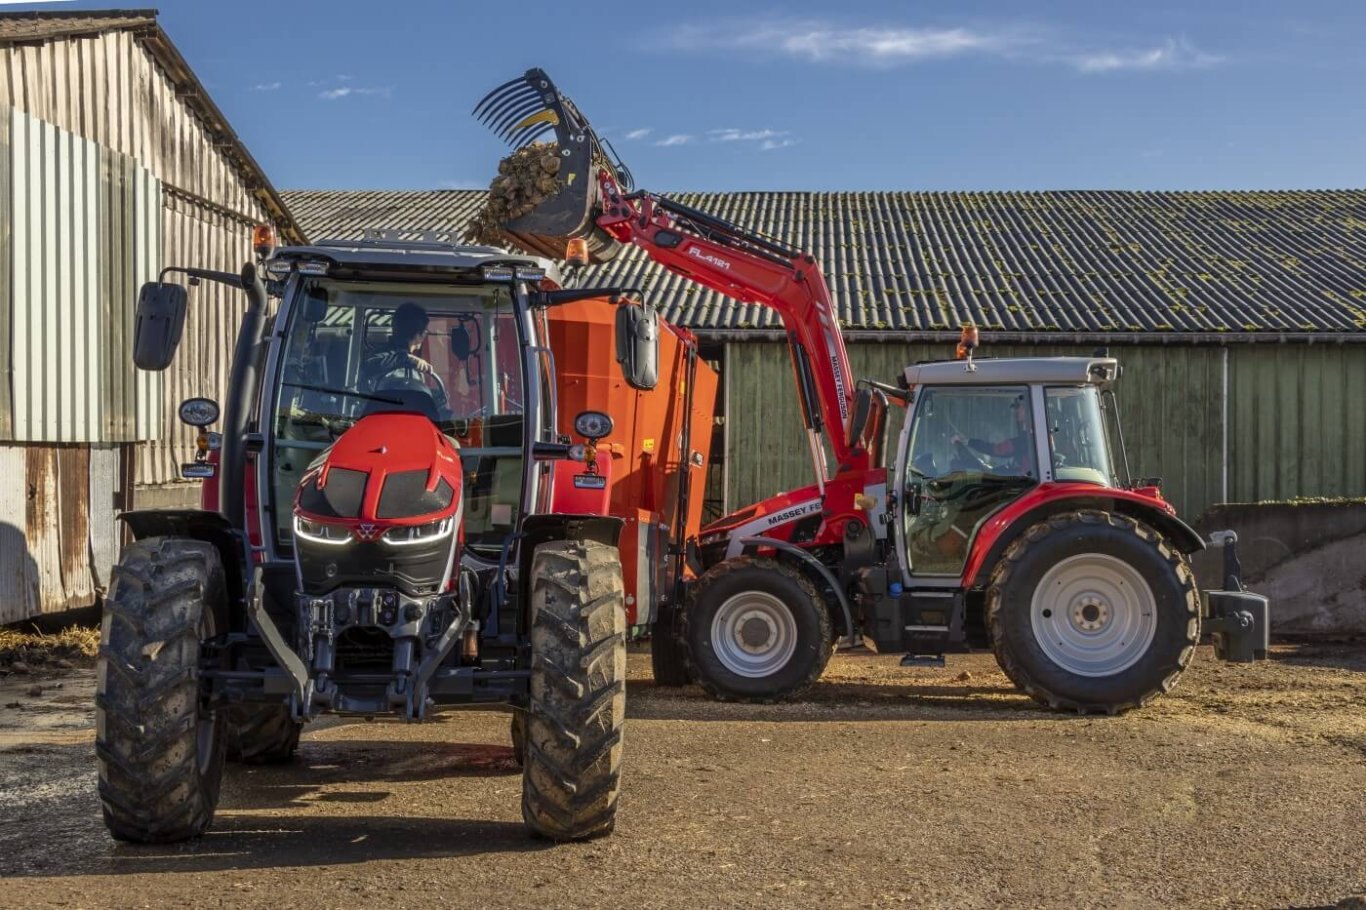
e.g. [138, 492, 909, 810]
[472, 69, 625, 263]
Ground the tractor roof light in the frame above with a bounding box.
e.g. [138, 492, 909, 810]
[956, 323, 980, 372]
[565, 237, 589, 268]
[481, 265, 515, 281]
[252, 224, 276, 260]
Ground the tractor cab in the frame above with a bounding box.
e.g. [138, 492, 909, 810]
[892, 356, 1125, 580]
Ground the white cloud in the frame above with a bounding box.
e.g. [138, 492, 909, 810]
[761, 138, 799, 151]
[655, 134, 693, 147]
[661, 18, 1226, 74]
[252, 82, 282, 92]
[320, 86, 391, 100]
[624, 128, 652, 140]
[666, 19, 1020, 65]
[1073, 37, 1223, 73]
[708, 128, 787, 142]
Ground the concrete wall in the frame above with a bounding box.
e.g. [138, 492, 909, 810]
[1194, 502, 1366, 636]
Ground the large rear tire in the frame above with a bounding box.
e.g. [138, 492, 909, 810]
[522, 539, 625, 841]
[225, 704, 302, 765]
[684, 556, 833, 703]
[649, 600, 692, 687]
[987, 510, 1199, 715]
[96, 538, 227, 843]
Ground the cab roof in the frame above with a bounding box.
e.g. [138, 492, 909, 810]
[269, 236, 561, 285]
[903, 356, 1119, 387]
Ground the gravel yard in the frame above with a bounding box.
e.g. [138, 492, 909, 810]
[1, 643, 1363, 910]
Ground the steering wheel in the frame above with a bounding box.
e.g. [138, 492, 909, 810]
[950, 437, 991, 473]
[376, 364, 449, 415]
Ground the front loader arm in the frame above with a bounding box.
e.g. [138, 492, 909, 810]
[593, 173, 866, 481]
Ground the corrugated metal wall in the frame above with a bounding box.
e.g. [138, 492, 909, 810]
[0, 443, 121, 622]
[3, 106, 161, 443]
[1, 30, 272, 484]
[1230, 344, 1366, 502]
[724, 341, 1362, 522]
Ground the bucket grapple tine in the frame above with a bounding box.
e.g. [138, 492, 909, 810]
[472, 75, 537, 123]
[485, 92, 546, 137]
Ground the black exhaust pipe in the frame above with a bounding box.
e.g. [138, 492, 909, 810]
[220, 263, 268, 532]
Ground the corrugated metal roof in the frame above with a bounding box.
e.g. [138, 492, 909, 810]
[0, 8, 305, 244]
[283, 188, 1366, 335]
[0, 9, 156, 41]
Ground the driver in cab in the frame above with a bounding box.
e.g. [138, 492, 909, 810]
[360, 302, 433, 393]
[951, 395, 1036, 477]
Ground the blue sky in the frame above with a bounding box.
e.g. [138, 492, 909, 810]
[12, 0, 1366, 191]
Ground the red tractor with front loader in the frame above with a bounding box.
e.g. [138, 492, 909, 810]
[474, 69, 1270, 713]
[99, 229, 715, 844]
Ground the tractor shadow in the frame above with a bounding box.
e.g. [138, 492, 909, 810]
[227, 737, 520, 811]
[624, 677, 1047, 723]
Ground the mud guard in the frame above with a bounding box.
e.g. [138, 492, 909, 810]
[517, 514, 625, 629]
[118, 509, 248, 606]
[740, 536, 857, 648]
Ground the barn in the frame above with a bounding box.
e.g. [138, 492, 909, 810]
[0, 9, 304, 621]
[283, 188, 1366, 525]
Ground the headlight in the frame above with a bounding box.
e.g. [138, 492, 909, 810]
[293, 515, 351, 545]
[574, 410, 613, 440]
[178, 397, 220, 427]
[382, 517, 454, 546]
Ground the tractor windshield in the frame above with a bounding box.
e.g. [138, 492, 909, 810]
[1045, 386, 1116, 485]
[269, 278, 532, 551]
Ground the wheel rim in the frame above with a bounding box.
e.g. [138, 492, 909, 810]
[710, 591, 798, 679]
[1029, 553, 1157, 678]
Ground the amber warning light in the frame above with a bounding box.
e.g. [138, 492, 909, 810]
[252, 224, 276, 260]
[956, 324, 980, 372]
[565, 237, 589, 267]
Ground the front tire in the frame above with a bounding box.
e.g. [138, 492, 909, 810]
[96, 538, 227, 843]
[522, 539, 625, 841]
[987, 510, 1199, 715]
[225, 704, 302, 765]
[684, 557, 833, 703]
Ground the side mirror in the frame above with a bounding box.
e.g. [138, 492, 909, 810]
[450, 324, 472, 359]
[615, 301, 659, 391]
[132, 282, 188, 371]
[302, 285, 329, 323]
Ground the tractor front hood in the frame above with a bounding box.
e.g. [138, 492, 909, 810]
[292, 412, 465, 596]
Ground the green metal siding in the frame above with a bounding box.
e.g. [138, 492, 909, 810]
[1229, 345, 1366, 503]
[723, 341, 1252, 522]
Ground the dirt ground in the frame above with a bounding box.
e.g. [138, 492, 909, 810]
[1, 643, 1363, 910]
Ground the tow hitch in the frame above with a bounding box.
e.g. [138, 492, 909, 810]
[1203, 531, 1270, 662]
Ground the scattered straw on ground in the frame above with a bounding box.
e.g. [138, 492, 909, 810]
[0, 626, 99, 672]
[463, 143, 564, 248]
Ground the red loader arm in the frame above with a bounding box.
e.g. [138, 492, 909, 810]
[593, 172, 868, 483]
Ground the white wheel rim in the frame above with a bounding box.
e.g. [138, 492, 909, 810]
[1029, 553, 1157, 678]
[711, 591, 798, 679]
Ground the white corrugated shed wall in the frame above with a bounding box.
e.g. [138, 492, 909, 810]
[0, 28, 272, 484]
[6, 107, 161, 443]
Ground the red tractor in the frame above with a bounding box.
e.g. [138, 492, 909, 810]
[98, 234, 716, 844]
[475, 70, 1270, 712]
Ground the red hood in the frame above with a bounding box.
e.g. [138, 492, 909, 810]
[295, 413, 463, 529]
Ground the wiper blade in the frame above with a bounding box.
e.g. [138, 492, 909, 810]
[282, 381, 402, 406]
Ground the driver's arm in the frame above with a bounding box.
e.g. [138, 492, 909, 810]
[967, 436, 1014, 456]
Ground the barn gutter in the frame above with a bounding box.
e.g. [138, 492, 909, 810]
[694, 330, 1366, 346]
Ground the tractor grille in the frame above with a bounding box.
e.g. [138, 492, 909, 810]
[334, 627, 394, 674]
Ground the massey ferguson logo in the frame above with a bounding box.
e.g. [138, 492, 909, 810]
[354, 523, 380, 542]
[688, 247, 731, 270]
[765, 502, 818, 527]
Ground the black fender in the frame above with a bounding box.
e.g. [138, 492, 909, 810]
[740, 536, 857, 648]
[118, 509, 249, 608]
[966, 497, 1206, 590]
[516, 514, 625, 630]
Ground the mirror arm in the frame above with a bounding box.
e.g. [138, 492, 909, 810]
[532, 286, 646, 308]
[158, 266, 246, 290]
